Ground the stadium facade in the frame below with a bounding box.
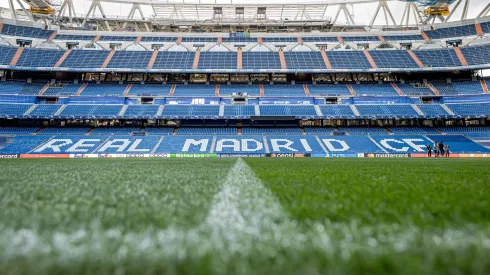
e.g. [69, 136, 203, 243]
[1, 0, 490, 157]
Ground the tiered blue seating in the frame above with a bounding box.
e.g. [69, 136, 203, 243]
[342, 36, 379, 42]
[219, 84, 260, 96]
[426, 135, 490, 153]
[425, 25, 477, 40]
[0, 46, 18, 65]
[223, 105, 256, 117]
[242, 52, 282, 70]
[416, 104, 450, 116]
[0, 104, 32, 117]
[267, 136, 325, 154]
[0, 82, 44, 95]
[80, 84, 127, 96]
[99, 36, 137, 42]
[383, 35, 424, 41]
[481, 21, 490, 34]
[351, 84, 399, 96]
[283, 52, 326, 70]
[91, 127, 140, 135]
[259, 105, 317, 116]
[54, 34, 96, 41]
[338, 127, 387, 135]
[177, 127, 237, 135]
[43, 83, 82, 96]
[16, 48, 64, 67]
[181, 37, 216, 43]
[60, 50, 109, 68]
[0, 126, 38, 134]
[59, 105, 122, 118]
[356, 104, 419, 117]
[152, 52, 195, 69]
[140, 37, 176, 42]
[370, 135, 431, 153]
[145, 127, 174, 135]
[128, 84, 172, 96]
[413, 49, 461, 67]
[198, 52, 237, 69]
[31, 135, 106, 153]
[173, 85, 216, 96]
[439, 127, 490, 134]
[262, 37, 297, 43]
[0, 136, 49, 154]
[123, 105, 159, 118]
[0, 24, 53, 38]
[302, 37, 338, 43]
[153, 136, 212, 153]
[459, 45, 490, 66]
[304, 127, 334, 135]
[435, 81, 483, 95]
[29, 104, 61, 117]
[107, 51, 153, 69]
[242, 128, 302, 135]
[263, 85, 305, 96]
[38, 127, 91, 135]
[319, 105, 355, 117]
[318, 136, 385, 153]
[162, 105, 220, 117]
[307, 84, 352, 97]
[388, 127, 439, 135]
[446, 103, 490, 116]
[369, 50, 418, 68]
[326, 51, 371, 69]
[95, 136, 161, 153]
[221, 37, 256, 43]
[397, 84, 435, 96]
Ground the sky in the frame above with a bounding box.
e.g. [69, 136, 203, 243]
[1, 0, 489, 26]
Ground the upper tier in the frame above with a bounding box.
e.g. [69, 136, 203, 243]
[1, 43, 490, 73]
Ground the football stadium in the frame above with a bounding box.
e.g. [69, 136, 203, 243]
[1, 0, 490, 273]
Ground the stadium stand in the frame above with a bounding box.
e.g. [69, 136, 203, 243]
[369, 50, 419, 68]
[413, 48, 462, 68]
[283, 52, 326, 70]
[177, 127, 237, 135]
[37, 127, 91, 135]
[339, 127, 387, 135]
[59, 105, 123, 118]
[28, 104, 61, 117]
[162, 105, 220, 117]
[320, 105, 356, 118]
[416, 104, 450, 116]
[242, 52, 282, 70]
[223, 105, 256, 117]
[152, 52, 195, 69]
[446, 103, 490, 116]
[242, 127, 303, 135]
[173, 85, 216, 96]
[351, 84, 399, 96]
[0, 24, 53, 38]
[128, 84, 172, 96]
[0, 126, 39, 134]
[123, 105, 160, 118]
[107, 51, 153, 69]
[355, 105, 420, 118]
[16, 48, 64, 67]
[259, 105, 317, 116]
[60, 50, 109, 68]
[263, 85, 305, 96]
[198, 52, 237, 70]
[80, 84, 127, 96]
[307, 84, 352, 97]
[219, 85, 261, 96]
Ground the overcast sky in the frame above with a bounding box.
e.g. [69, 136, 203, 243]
[1, 0, 489, 25]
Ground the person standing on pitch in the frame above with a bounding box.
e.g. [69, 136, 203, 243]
[445, 143, 450, 158]
[427, 144, 432, 157]
[439, 142, 445, 158]
[434, 142, 439, 157]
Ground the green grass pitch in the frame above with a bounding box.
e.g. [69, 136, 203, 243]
[0, 158, 490, 274]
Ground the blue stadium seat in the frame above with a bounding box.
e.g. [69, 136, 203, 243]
[60, 50, 109, 68]
[338, 127, 386, 135]
[425, 25, 477, 40]
[107, 51, 153, 69]
[123, 105, 160, 118]
[152, 52, 195, 69]
[283, 52, 326, 70]
[446, 103, 490, 116]
[198, 52, 237, 69]
[263, 85, 305, 96]
[370, 135, 432, 153]
[307, 84, 352, 97]
[153, 136, 212, 153]
[0, 46, 18, 65]
[140, 37, 176, 43]
[162, 105, 220, 117]
[320, 105, 356, 118]
[91, 127, 140, 135]
[356, 105, 419, 118]
[426, 135, 490, 153]
[351, 84, 399, 96]
[43, 83, 82, 96]
[369, 50, 419, 68]
[0, 103, 32, 118]
[145, 127, 175, 135]
[38, 127, 91, 135]
[242, 52, 282, 70]
[1, 24, 53, 39]
[177, 127, 237, 135]
[459, 45, 490, 66]
[259, 105, 317, 116]
[387, 127, 439, 135]
[223, 105, 256, 117]
[302, 37, 338, 43]
[383, 35, 424, 41]
[0, 126, 39, 135]
[173, 85, 216, 96]
[54, 34, 96, 41]
[432, 81, 483, 95]
[219, 85, 260, 96]
[16, 48, 64, 67]
[342, 36, 380, 42]
[59, 105, 123, 118]
[266, 136, 325, 154]
[304, 127, 334, 135]
[99, 36, 137, 42]
[0, 82, 45, 95]
[417, 104, 450, 117]
[80, 83, 127, 96]
[242, 127, 303, 135]
[326, 51, 371, 69]
[397, 83, 435, 96]
[128, 84, 172, 96]
[94, 136, 161, 154]
[28, 104, 61, 118]
[413, 48, 461, 67]
[317, 135, 385, 153]
[0, 136, 49, 154]
[439, 127, 490, 134]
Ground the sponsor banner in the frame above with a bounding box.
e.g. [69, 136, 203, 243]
[269, 153, 312, 158]
[20, 154, 70, 159]
[326, 154, 360, 158]
[217, 154, 265, 158]
[170, 154, 217, 158]
[148, 154, 170, 158]
[0, 154, 19, 159]
[312, 153, 327, 158]
[365, 153, 411, 158]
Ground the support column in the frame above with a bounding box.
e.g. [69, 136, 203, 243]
[347, 84, 356, 96]
[215, 84, 220, 96]
[48, 31, 57, 42]
[303, 84, 310, 96]
[407, 50, 424, 68]
[320, 50, 332, 69]
[481, 79, 489, 94]
[237, 48, 242, 69]
[421, 31, 431, 43]
[123, 84, 133, 96]
[39, 83, 49, 96]
[259, 84, 265, 96]
[363, 49, 378, 69]
[75, 83, 88, 96]
[101, 49, 116, 68]
[54, 49, 72, 67]
[453, 47, 468, 66]
[475, 23, 483, 37]
[192, 49, 201, 69]
[10, 47, 24, 66]
[135, 36, 142, 43]
[278, 50, 287, 70]
[427, 83, 440, 96]
[169, 84, 176, 96]
[147, 49, 158, 69]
